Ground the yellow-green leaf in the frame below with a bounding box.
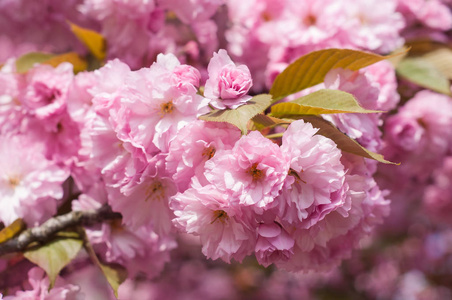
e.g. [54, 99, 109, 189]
[99, 263, 128, 298]
[199, 94, 273, 134]
[422, 48, 452, 80]
[24, 237, 83, 288]
[270, 89, 381, 118]
[387, 46, 410, 67]
[15, 51, 88, 74]
[0, 218, 26, 243]
[252, 114, 291, 130]
[81, 229, 127, 299]
[396, 57, 451, 95]
[16, 52, 55, 73]
[270, 48, 403, 101]
[296, 115, 398, 164]
[44, 52, 88, 73]
[69, 22, 106, 61]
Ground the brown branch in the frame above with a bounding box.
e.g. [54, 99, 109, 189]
[0, 205, 121, 256]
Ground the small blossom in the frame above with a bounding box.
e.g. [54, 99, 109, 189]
[255, 222, 295, 267]
[170, 179, 255, 262]
[204, 131, 289, 210]
[204, 49, 253, 109]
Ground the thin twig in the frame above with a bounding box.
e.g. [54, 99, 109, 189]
[0, 205, 121, 256]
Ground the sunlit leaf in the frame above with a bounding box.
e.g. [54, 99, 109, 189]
[0, 219, 26, 244]
[422, 48, 452, 80]
[15, 52, 88, 74]
[16, 52, 55, 73]
[397, 57, 451, 95]
[252, 114, 291, 130]
[293, 115, 398, 164]
[270, 48, 405, 101]
[199, 94, 273, 134]
[82, 229, 127, 299]
[270, 90, 381, 117]
[387, 46, 410, 67]
[44, 52, 88, 73]
[24, 237, 83, 288]
[69, 22, 106, 61]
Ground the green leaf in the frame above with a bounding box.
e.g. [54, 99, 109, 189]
[270, 90, 381, 118]
[422, 48, 452, 80]
[292, 115, 398, 164]
[396, 57, 451, 95]
[44, 52, 88, 73]
[69, 22, 106, 61]
[98, 263, 128, 298]
[81, 229, 127, 299]
[16, 52, 55, 73]
[199, 94, 273, 134]
[24, 237, 83, 288]
[387, 46, 410, 67]
[270, 48, 403, 101]
[15, 52, 88, 74]
[252, 114, 291, 130]
[0, 218, 26, 244]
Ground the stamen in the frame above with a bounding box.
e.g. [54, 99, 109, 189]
[202, 145, 216, 160]
[303, 14, 316, 26]
[288, 168, 306, 184]
[261, 11, 272, 22]
[211, 210, 229, 224]
[145, 181, 164, 201]
[8, 176, 20, 188]
[247, 162, 264, 181]
[160, 101, 174, 118]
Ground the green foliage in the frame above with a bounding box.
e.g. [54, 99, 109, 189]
[251, 114, 291, 130]
[15, 52, 88, 73]
[16, 52, 55, 73]
[199, 94, 273, 134]
[288, 115, 398, 164]
[23, 234, 83, 288]
[270, 48, 398, 101]
[82, 229, 127, 299]
[69, 21, 106, 61]
[270, 89, 380, 117]
[397, 57, 452, 95]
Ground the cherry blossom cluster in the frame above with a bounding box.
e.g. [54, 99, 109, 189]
[1, 0, 452, 299]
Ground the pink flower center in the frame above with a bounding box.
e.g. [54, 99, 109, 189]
[145, 181, 164, 201]
[261, 11, 272, 22]
[303, 14, 317, 26]
[159, 101, 174, 117]
[8, 176, 20, 188]
[247, 163, 264, 181]
[109, 219, 125, 232]
[288, 168, 306, 184]
[210, 210, 229, 224]
[202, 146, 216, 160]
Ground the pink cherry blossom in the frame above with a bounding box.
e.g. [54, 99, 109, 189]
[204, 49, 253, 109]
[170, 179, 255, 262]
[341, 0, 405, 53]
[3, 267, 80, 300]
[204, 130, 289, 210]
[255, 222, 295, 267]
[106, 53, 209, 153]
[108, 155, 177, 234]
[423, 156, 452, 225]
[0, 61, 22, 134]
[160, 0, 224, 24]
[19, 62, 73, 123]
[166, 120, 241, 192]
[0, 134, 69, 226]
[276, 119, 348, 228]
